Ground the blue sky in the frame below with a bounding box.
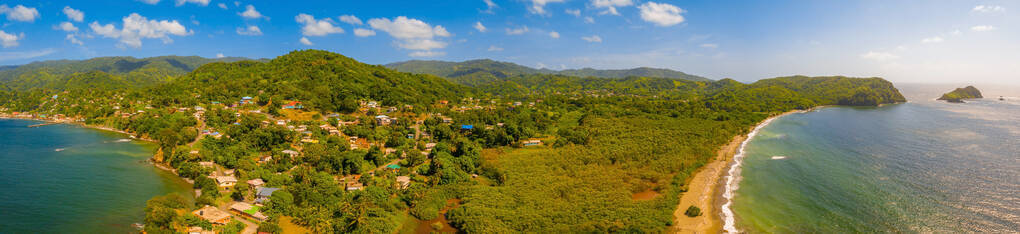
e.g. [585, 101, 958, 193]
[0, 0, 1017, 84]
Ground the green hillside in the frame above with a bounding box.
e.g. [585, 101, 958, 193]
[0, 56, 249, 91]
[385, 59, 711, 85]
[148, 50, 470, 112]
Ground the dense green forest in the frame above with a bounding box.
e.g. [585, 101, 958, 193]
[386, 59, 711, 87]
[0, 55, 249, 91]
[0, 50, 905, 233]
[938, 86, 983, 103]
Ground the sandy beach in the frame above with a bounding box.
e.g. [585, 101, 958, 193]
[671, 134, 744, 233]
[672, 110, 805, 234]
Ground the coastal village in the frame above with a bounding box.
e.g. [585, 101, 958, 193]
[0, 91, 553, 234]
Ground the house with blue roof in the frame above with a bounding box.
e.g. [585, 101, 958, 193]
[254, 187, 281, 204]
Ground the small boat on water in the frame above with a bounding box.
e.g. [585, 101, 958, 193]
[1000, 96, 1006, 101]
[55, 148, 65, 152]
[771, 156, 787, 160]
[115, 139, 132, 142]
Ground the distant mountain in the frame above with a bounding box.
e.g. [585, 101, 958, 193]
[0, 56, 250, 91]
[385, 59, 711, 85]
[938, 86, 983, 103]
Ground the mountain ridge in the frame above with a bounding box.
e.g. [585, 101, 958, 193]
[385, 59, 712, 83]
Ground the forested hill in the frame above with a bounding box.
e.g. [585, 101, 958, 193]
[385, 59, 711, 85]
[938, 86, 982, 102]
[148, 50, 470, 111]
[0, 56, 249, 91]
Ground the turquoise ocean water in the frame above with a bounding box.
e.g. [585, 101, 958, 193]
[729, 84, 1019, 233]
[0, 119, 191, 233]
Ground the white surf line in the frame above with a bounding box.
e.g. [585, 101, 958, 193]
[720, 111, 801, 233]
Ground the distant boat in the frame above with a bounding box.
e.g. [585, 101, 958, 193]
[55, 148, 65, 152]
[771, 156, 787, 160]
[1000, 96, 1006, 101]
[115, 139, 132, 142]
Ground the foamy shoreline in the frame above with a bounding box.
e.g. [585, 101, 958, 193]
[719, 109, 810, 233]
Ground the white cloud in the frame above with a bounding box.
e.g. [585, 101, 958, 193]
[0, 30, 24, 48]
[399, 39, 447, 50]
[638, 2, 685, 27]
[137, 0, 160, 5]
[368, 16, 451, 53]
[951, 29, 962, 36]
[972, 5, 1005, 13]
[482, 0, 498, 14]
[584, 16, 595, 23]
[354, 28, 376, 37]
[700, 43, 718, 48]
[339, 15, 362, 25]
[487, 45, 503, 51]
[528, 0, 566, 15]
[299, 37, 313, 45]
[175, 0, 210, 6]
[565, 9, 581, 16]
[506, 26, 529, 35]
[474, 21, 487, 32]
[549, 31, 560, 38]
[369, 16, 450, 39]
[56, 22, 79, 32]
[63, 6, 84, 22]
[239, 5, 265, 19]
[296, 13, 344, 36]
[89, 13, 193, 48]
[216, 53, 224, 58]
[0, 5, 40, 22]
[592, 0, 633, 16]
[236, 25, 262, 36]
[66, 34, 83, 45]
[0, 48, 56, 61]
[921, 36, 943, 43]
[860, 51, 899, 61]
[218, 3, 227, 9]
[581, 35, 602, 42]
[971, 25, 996, 32]
[409, 51, 445, 57]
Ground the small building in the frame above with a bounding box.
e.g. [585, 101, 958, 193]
[386, 164, 401, 171]
[523, 139, 542, 147]
[281, 150, 300, 157]
[346, 183, 364, 191]
[198, 161, 215, 168]
[440, 117, 453, 123]
[230, 202, 268, 221]
[460, 125, 474, 131]
[247, 178, 265, 189]
[239, 96, 254, 105]
[192, 206, 231, 225]
[276, 120, 286, 125]
[375, 115, 392, 126]
[215, 176, 238, 187]
[255, 187, 281, 204]
[281, 101, 303, 109]
[396, 176, 411, 189]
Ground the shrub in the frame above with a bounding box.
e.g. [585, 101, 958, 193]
[684, 206, 701, 217]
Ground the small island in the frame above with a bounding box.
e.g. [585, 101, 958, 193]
[938, 86, 983, 103]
